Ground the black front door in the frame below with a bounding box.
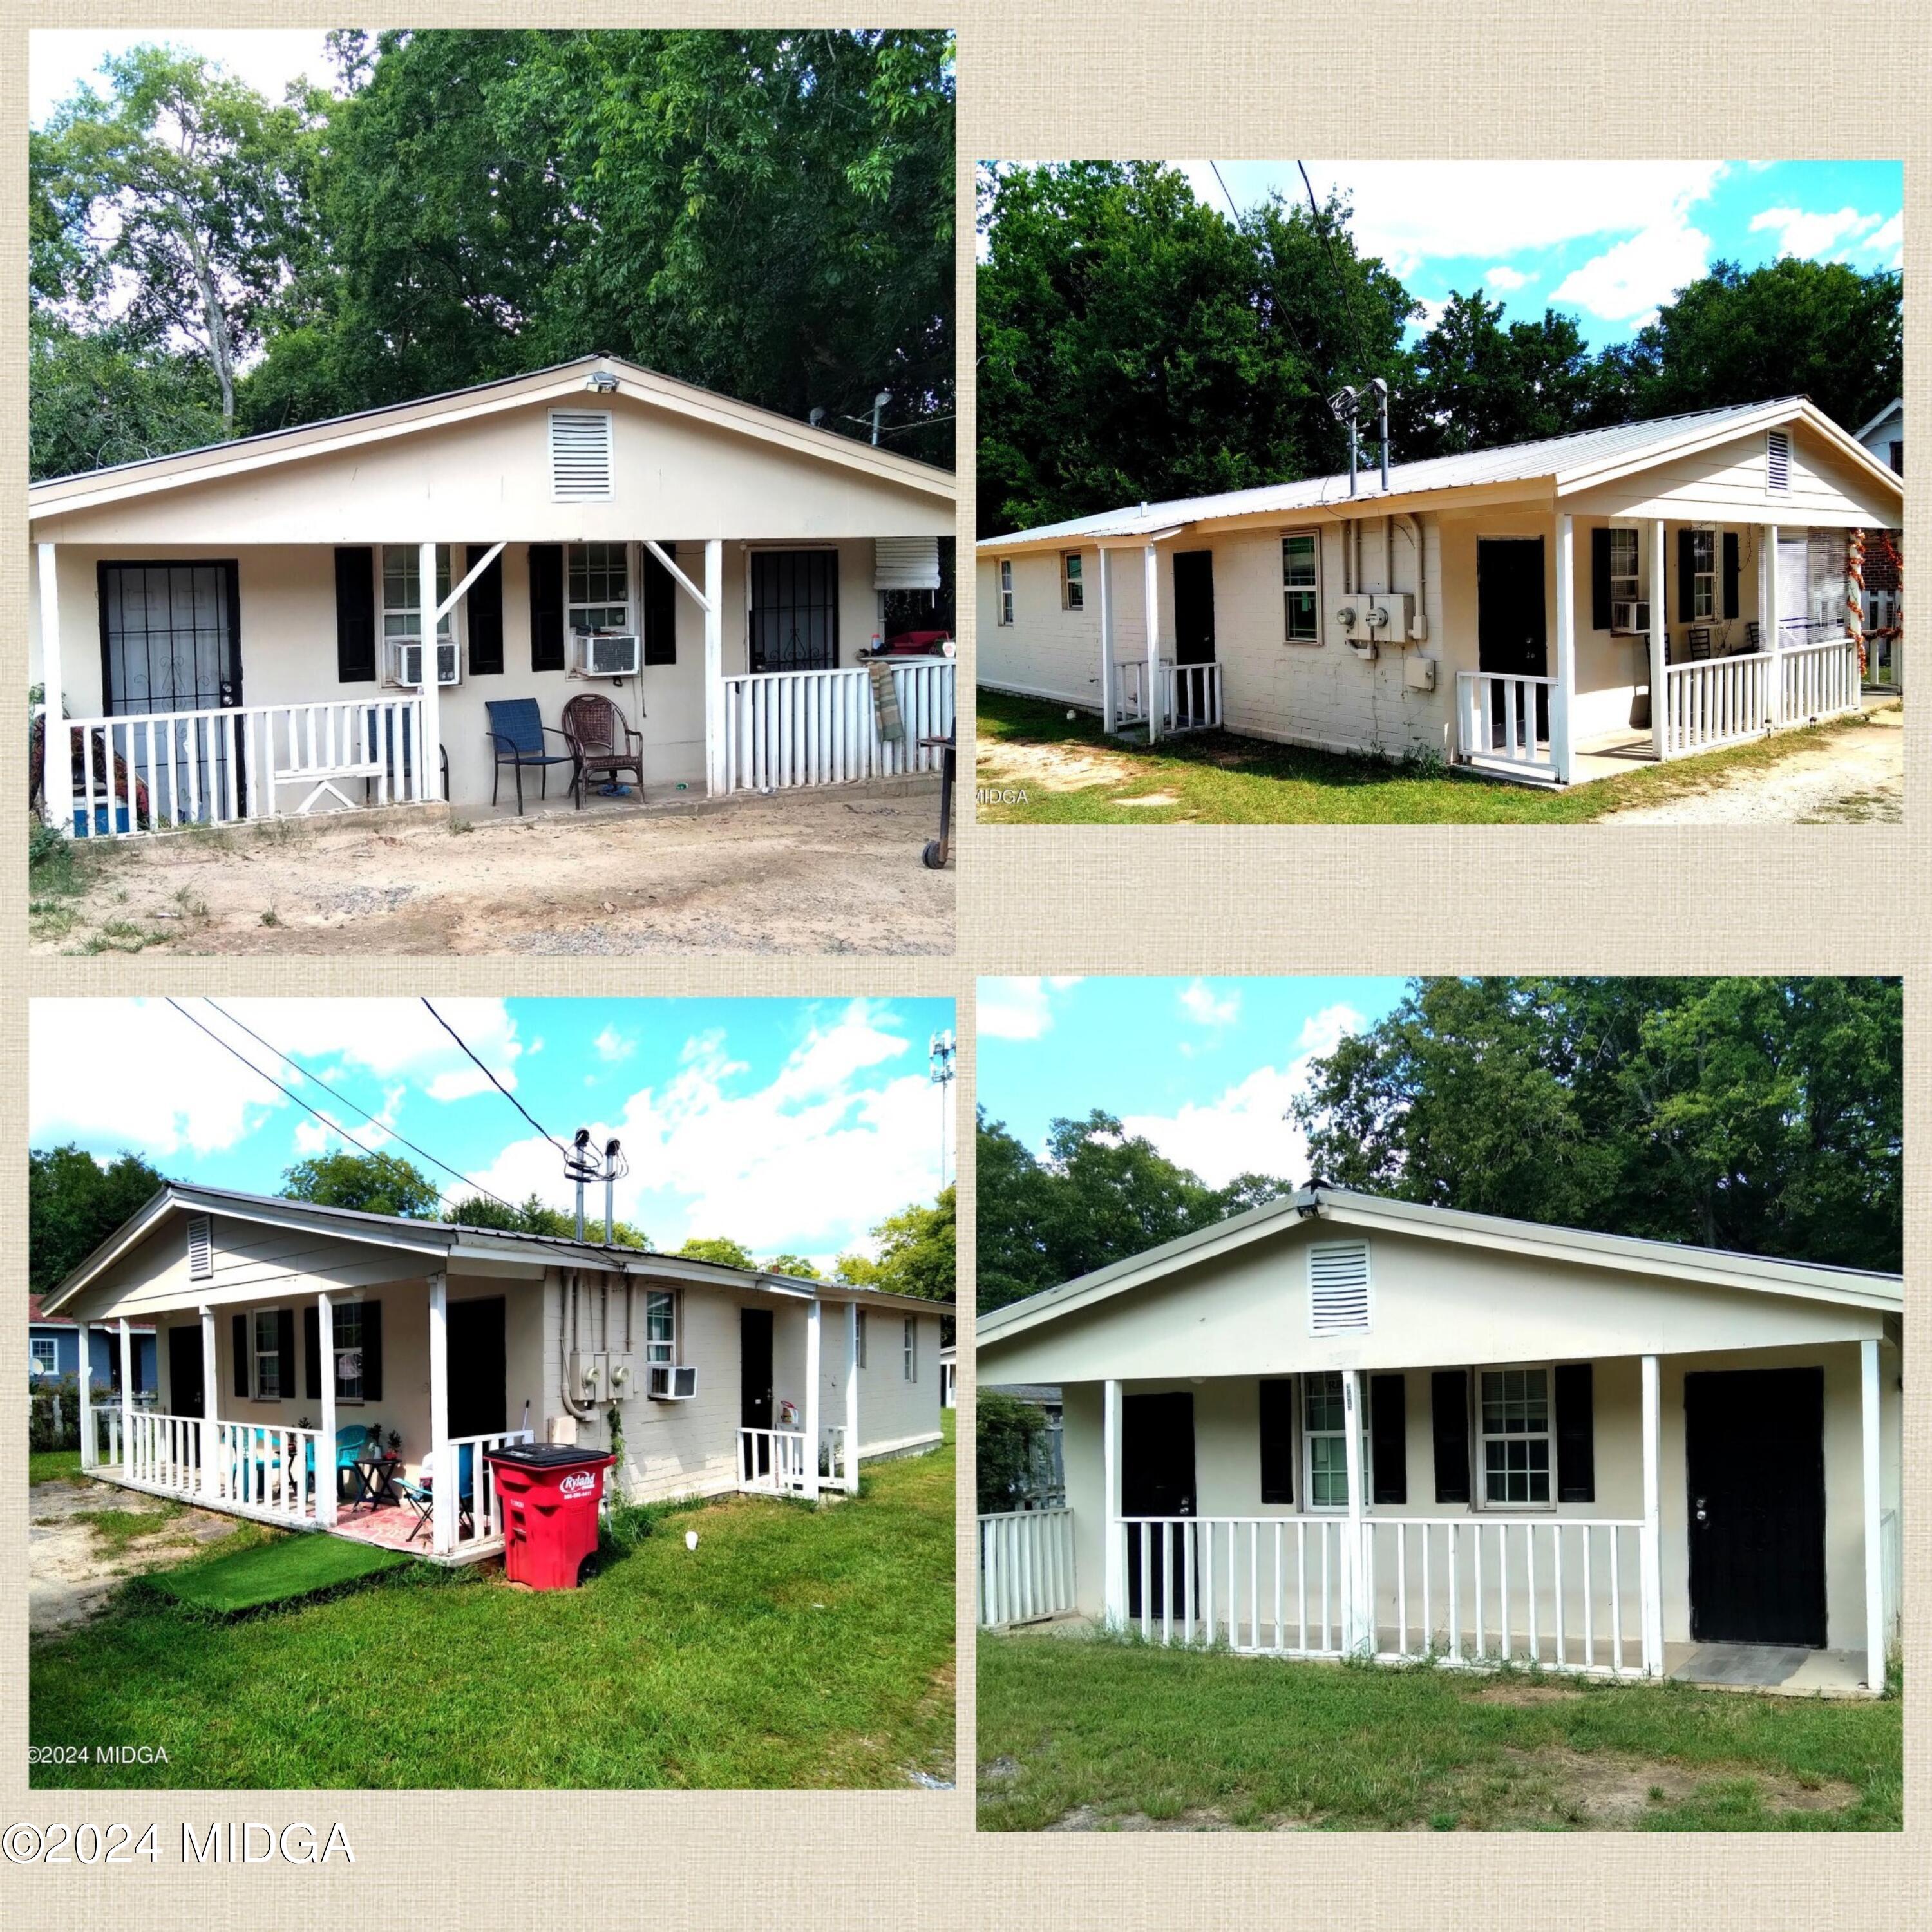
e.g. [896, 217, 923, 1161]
[1477, 537, 1548, 740]
[1172, 551, 1216, 665]
[1684, 1367, 1827, 1647]
[740, 1308, 775, 1475]
[749, 550, 839, 672]
[1123, 1391, 1197, 1620]
[168, 1323, 204, 1419]
[445, 1298, 506, 1441]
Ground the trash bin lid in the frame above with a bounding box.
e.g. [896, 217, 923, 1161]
[484, 1444, 614, 1470]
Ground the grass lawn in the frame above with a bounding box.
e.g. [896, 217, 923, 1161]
[978, 1632, 1901, 1831]
[32, 1423, 954, 1790]
[30, 1449, 84, 1486]
[151, 1532, 411, 1613]
[974, 689, 1891, 825]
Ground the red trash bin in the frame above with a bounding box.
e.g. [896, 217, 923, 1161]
[486, 1444, 616, 1590]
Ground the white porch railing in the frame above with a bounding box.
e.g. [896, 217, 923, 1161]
[720, 658, 954, 794]
[979, 1508, 1077, 1629]
[209, 1421, 323, 1522]
[123, 1408, 207, 1499]
[1882, 1507, 1901, 1647]
[1162, 662, 1222, 734]
[1659, 652, 1776, 757]
[90, 1405, 124, 1470]
[48, 698, 431, 839]
[1455, 672, 1556, 778]
[1779, 636, 1862, 726]
[453, 1429, 535, 1546]
[1117, 1517, 1350, 1654]
[1112, 660, 1150, 728]
[737, 1426, 811, 1494]
[823, 1425, 850, 1487]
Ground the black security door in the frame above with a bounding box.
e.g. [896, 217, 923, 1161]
[740, 1309, 775, 1476]
[1683, 1367, 1827, 1647]
[1476, 537, 1548, 740]
[446, 1298, 507, 1441]
[749, 551, 839, 672]
[1172, 551, 1217, 664]
[1122, 1391, 1197, 1620]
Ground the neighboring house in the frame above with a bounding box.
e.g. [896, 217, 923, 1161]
[975, 1188, 1902, 1695]
[28, 1293, 155, 1395]
[39, 1184, 950, 1563]
[977, 399, 1903, 787]
[940, 1343, 957, 1408]
[1852, 397, 1904, 692]
[28, 355, 957, 837]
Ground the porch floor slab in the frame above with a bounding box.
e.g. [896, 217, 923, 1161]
[1664, 1642, 1870, 1696]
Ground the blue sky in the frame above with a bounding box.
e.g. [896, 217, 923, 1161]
[978, 978, 1407, 1186]
[1175, 161, 1902, 347]
[30, 998, 956, 1270]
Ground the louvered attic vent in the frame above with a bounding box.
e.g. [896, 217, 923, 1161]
[1307, 1240, 1370, 1335]
[187, 1214, 213, 1282]
[1766, 428, 1790, 493]
[550, 410, 614, 501]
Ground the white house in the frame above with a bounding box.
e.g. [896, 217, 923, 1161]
[40, 1184, 949, 1562]
[29, 355, 956, 837]
[976, 1188, 1902, 1695]
[976, 399, 1902, 786]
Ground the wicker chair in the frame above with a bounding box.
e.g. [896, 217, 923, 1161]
[561, 694, 645, 808]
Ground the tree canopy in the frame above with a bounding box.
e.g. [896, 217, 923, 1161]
[31, 29, 955, 480]
[28, 1145, 169, 1299]
[279, 1150, 442, 1218]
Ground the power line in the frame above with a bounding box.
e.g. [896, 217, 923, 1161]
[1209, 161, 1242, 222]
[198, 998, 514, 1213]
[420, 997, 568, 1155]
[1298, 159, 1373, 383]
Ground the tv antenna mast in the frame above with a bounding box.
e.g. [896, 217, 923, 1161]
[929, 1031, 957, 1189]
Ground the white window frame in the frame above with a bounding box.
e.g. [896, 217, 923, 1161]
[330, 1298, 366, 1405]
[567, 541, 633, 639]
[1300, 1369, 1369, 1513]
[857, 1309, 867, 1370]
[1689, 529, 1717, 623]
[1607, 526, 1641, 614]
[252, 1308, 285, 1401]
[31, 1336, 59, 1377]
[1061, 551, 1084, 611]
[1282, 529, 1322, 644]
[380, 545, 457, 648]
[1476, 1362, 1556, 1511]
[902, 1316, 918, 1383]
[645, 1289, 677, 1367]
[997, 559, 1015, 626]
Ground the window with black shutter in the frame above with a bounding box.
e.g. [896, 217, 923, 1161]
[1370, 1373, 1407, 1504]
[1431, 1369, 1470, 1504]
[1721, 531, 1740, 621]
[334, 547, 377, 683]
[1258, 1379, 1294, 1504]
[1554, 1361, 1596, 1502]
[527, 544, 565, 672]
[231, 1313, 249, 1399]
[466, 545, 504, 674]
[1590, 527, 1613, 631]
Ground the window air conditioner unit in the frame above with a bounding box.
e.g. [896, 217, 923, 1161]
[1611, 600, 1651, 636]
[649, 1364, 697, 1401]
[573, 629, 641, 677]
[387, 637, 460, 687]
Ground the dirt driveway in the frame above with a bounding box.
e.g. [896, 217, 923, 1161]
[30, 1477, 236, 1635]
[35, 781, 954, 955]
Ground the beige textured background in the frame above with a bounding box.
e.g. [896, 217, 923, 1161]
[1, 0, 1926, 1925]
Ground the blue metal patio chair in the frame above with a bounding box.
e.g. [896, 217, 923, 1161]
[483, 699, 576, 815]
[399, 1444, 475, 1545]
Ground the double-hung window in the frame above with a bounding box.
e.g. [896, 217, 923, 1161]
[382, 546, 453, 644]
[902, 1317, 918, 1383]
[31, 1337, 58, 1376]
[1689, 529, 1716, 621]
[1479, 1366, 1553, 1506]
[568, 542, 630, 635]
[1302, 1370, 1351, 1508]
[997, 560, 1015, 625]
[253, 1310, 283, 1400]
[332, 1301, 365, 1402]
[1282, 531, 1321, 643]
[645, 1291, 676, 1366]
[1608, 527, 1640, 612]
[1061, 553, 1084, 611]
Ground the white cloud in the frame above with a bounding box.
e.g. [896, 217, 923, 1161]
[1484, 265, 1533, 292]
[978, 976, 1081, 1041]
[1550, 214, 1713, 324]
[592, 1026, 634, 1064]
[1179, 979, 1240, 1028]
[1749, 204, 1884, 260]
[1861, 213, 1903, 263]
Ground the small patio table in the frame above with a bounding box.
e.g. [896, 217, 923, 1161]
[348, 1450, 402, 1511]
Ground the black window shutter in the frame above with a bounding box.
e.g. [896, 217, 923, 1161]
[1721, 531, 1740, 620]
[361, 1300, 383, 1402]
[276, 1309, 296, 1397]
[467, 545, 504, 675]
[643, 544, 678, 666]
[232, 1313, 249, 1399]
[1370, 1373, 1407, 1505]
[334, 547, 377, 683]
[1555, 1362, 1595, 1502]
[1677, 528, 1696, 620]
[1430, 1370, 1470, 1504]
[1590, 527, 1613, 630]
[528, 544, 565, 672]
[303, 1307, 321, 1401]
[1258, 1379, 1294, 1504]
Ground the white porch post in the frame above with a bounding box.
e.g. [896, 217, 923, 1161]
[1551, 513, 1576, 783]
[1861, 1337, 1886, 1690]
[1640, 1352, 1663, 1676]
[1102, 1378, 1124, 1628]
[843, 1300, 860, 1495]
[1763, 523, 1781, 726]
[1142, 545, 1162, 744]
[703, 538, 724, 797]
[119, 1317, 134, 1421]
[1342, 1368, 1368, 1655]
[417, 542, 441, 804]
[36, 542, 64, 830]
[316, 1292, 337, 1528]
[77, 1323, 95, 1468]
[1649, 520, 1669, 760]
[803, 1298, 822, 1502]
[1097, 546, 1115, 732]
[201, 1305, 219, 1502]
[428, 1271, 453, 1554]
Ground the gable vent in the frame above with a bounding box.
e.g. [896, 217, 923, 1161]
[187, 1214, 213, 1282]
[549, 410, 614, 501]
[1308, 1240, 1370, 1335]
[1766, 428, 1790, 493]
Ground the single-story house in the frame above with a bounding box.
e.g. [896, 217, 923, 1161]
[39, 1184, 950, 1562]
[976, 1188, 1902, 1694]
[976, 399, 1903, 786]
[29, 355, 956, 837]
[1851, 397, 1904, 692]
[940, 1342, 958, 1408]
[29, 1293, 155, 1394]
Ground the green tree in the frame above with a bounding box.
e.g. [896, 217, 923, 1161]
[677, 1235, 756, 1271]
[280, 1150, 440, 1218]
[976, 1388, 1050, 1513]
[446, 1192, 650, 1249]
[29, 1145, 167, 1299]
[835, 1186, 955, 1303]
[763, 1253, 824, 1280]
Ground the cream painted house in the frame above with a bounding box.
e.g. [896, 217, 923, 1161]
[976, 1188, 1902, 1694]
[29, 355, 956, 835]
[976, 399, 1902, 786]
[42, 1184, 948, 1562]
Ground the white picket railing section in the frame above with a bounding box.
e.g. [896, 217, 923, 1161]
[737, 1426, 810, 1494]
[1779, 636, 1861, 726]
[122, 1408, 206, 1499]
[51, 697, 431, 839]
[1882, 1507, 1901, 1647]
[1658, 651, 1774, 757]
[824, 1425, 850, 1488]
[1455, 672, 1556, 777]
[1117, 1517, 1349, 1654]
[1112, 659, 1150, 728]
[210, 1420, 322, 1523]
[720, 658, 954, 794]
[90, 1405, 125, 1471]
[979, 1509, 1077, 1629]
[453, 1429, 536, 1545]
[1162, 663, 1223, 733]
